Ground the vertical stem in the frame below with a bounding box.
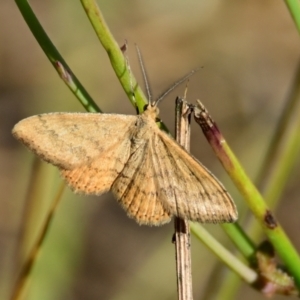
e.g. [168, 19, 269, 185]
[80, 0, 148, 114]
[15, 0, 100, 113]
[174, 97, 193, 300]
[194, 101, 300, 289]
[10, 182, 65, 300]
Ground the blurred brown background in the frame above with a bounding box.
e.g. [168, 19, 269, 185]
[1, 1, 300, 299]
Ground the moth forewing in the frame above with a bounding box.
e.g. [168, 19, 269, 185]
[12, 113, 137, 169]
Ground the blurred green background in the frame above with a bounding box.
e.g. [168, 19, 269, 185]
[1, 1, 300, 299]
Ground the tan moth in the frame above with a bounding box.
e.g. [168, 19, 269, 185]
[12, 103, 237, 226]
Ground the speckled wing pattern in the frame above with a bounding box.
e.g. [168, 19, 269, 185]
[151, 128, 236, 223]
[12, 113, 137, 169]
[12, 108, 237, 226]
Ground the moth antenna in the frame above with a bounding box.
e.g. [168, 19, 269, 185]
[154, 68, 201, 107]
[135, 44, 152, 105]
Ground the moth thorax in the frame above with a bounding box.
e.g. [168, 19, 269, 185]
[144, 104, 159, 120]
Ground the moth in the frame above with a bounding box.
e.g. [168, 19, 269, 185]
[12, 103, 237, 226]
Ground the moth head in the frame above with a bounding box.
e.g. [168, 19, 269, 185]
[143, 103, 160, 120]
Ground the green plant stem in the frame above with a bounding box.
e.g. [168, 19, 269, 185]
[80, 0, 148, 113]
[194, 103, 300, 289]
[284, 0, 300, 34]
[15, 0, 99, 113]
[190, 223, 257, 284]
[11, 182, 65, 300]
[221, 223, 255, 260]
[205, 61, 300, 300]
[248, 62, 300, 239]
[222, 141, 300, 287]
